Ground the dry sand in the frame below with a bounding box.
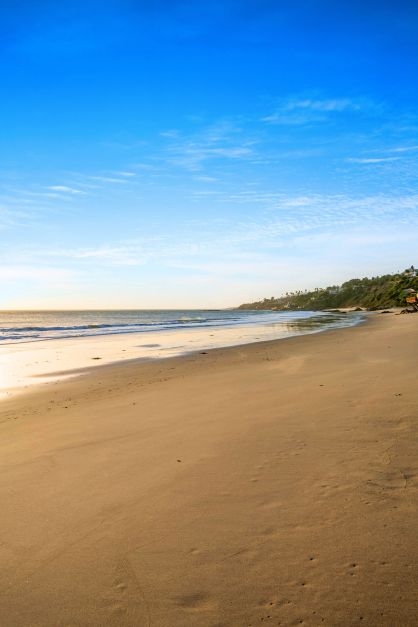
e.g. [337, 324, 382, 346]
[1, 313, 418, 626]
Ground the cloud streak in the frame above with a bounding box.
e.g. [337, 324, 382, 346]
[348, 156, 401, 164]
[47, 185, 85, 194]
[158, 121, 257, 170]
[262, 97, 364, 125]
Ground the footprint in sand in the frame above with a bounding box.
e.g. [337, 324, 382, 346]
[175, 593, 215, 611]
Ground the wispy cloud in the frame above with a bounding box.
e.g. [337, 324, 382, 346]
[159, 121, 257, 170]
[89, 175, 130, 184]
[46, 185, 85, 194]
[167, 143, 254, 171]
[348, 156, 401, 164]
[159, 130, 180, 138]
[390, 145, 418, 153]
[58, 245, 148, 265]
[0, 206, 34, 229]
[262, 97, 363, 125]
[10, 192, 417, 268]
[286, 98, 360, 112]
[0, 265, 77, 281]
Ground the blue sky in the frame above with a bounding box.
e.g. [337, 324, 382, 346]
[1, 0, 418, 308]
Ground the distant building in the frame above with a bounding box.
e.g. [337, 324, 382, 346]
[404, 265, 417, 277]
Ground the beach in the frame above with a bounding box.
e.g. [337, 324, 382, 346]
[1, 312, 418, 625]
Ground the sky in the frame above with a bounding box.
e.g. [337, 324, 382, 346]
[1, 0, 418, 309]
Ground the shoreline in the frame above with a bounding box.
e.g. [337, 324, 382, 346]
[0, 311, 363, 399]
[0, 313, 365, 405]
[2, 312, 418, 625]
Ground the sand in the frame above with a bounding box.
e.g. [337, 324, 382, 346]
[1, 313, 418, 625]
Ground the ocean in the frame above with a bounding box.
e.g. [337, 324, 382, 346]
[0, 309, 363, 345]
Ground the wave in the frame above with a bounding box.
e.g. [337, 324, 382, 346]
[1, 319, 212, 333]
[0, 314, 249, 336]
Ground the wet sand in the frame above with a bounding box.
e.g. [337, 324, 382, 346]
[1, 313, 418, 625]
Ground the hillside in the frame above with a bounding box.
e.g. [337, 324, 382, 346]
[237, 268, 418, 311]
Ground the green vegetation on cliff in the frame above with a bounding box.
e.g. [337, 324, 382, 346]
[237, 268, 418, 311]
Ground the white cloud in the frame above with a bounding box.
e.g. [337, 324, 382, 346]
[286, 98, 360, 112]
[160, 130, 180, 138]
[159, 121, 256, 170]
[167, 143, 254, 170]
[262, 97, 363, 125]
[348, 157, 401, 164]
[194, 175, 218, 182]
[0, 205, 37, 228]
[261, 112, 326, 125]
[9, 192, 417, 270]
[390, 145, 418, 153]
[47, 185, 84, 194]
[71, 246, 147, 265]
[89, 175, 129, 184]
[0, 265, 77, 281]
